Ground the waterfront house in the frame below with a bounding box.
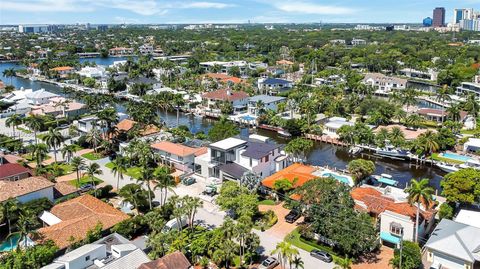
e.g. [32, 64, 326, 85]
[373, 124, 434, 141]
[77, 66, 106, 78]
[456, 77, 480, 97]
[202, 73, 244, 85]
[363, 73, 407, 93]
[323, 117, 355, 138]
[108, 47, 134, 57]
[199, 60, 248, 74]
[138, 251, 192, 269]
[41, 233, 150, 269]
[30, 97, 87, 118]
[139, 44, 154, 55]
[261, 163, 316, 192]
[351, 185, 436, 246]
[416, 108, 468, 123]
[37, 194, 129, 249]
[76, 112, 127, 134]
[25, 89, 59, 105]
[399, 68, 438, 81]
[257, 78, 293, 95]
[50, 66, 75, 77]
[201, 89, 249, 114]
[195, 135, 288, 181]
[424, 219, 480, 269]
[247, 95, 286, 116]
[151, 141, 207, 173]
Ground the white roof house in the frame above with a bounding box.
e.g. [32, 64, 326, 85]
[209, 137, 247, 151]
[463, 138, 480, 152]
[455, 210, 480, 229]
[77, 66, 106, 78]
[25, 89, 59, 105]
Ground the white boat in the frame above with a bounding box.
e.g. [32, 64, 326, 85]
[376, 140, 410, 159]
[349, 146, 362, 155]
[372, 174, 398, 186]
[29, 76, 37, 81]
[459, 159, 480, 170]
[436, 162, 460, 173]
[277, 129, 292, 138]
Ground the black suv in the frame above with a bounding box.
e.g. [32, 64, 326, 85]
[285, 210, 301, 223]
[310, 249, 333, 263]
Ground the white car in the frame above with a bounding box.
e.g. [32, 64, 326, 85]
[259, 257, 279, 269]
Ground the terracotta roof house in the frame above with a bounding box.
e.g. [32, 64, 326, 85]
[116, 119, 160, 137]
[151, 141, 207, 173]
[203, 73, 244, 84]
[0, 176, 54, 203]
[373, 124, 435, 140]
[0, 162, 32, 181]
[202, 89, 249, 114]
[49, 66, 74, 76]
[138, 251, 192, 269]
[37, 194, 129, 249]
[416, 108, 468, 123]
[262, 163, 316, 189]
[276, 59, 294, 65]
[351, 185, 436, 246]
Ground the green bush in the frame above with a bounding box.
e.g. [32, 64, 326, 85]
[439, 203, 454, 220]
[112, 215, 147, 239]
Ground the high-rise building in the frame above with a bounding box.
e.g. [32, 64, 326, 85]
[423, 17, 433, 27]
[433, 7, 446, 27]
[454, 8, 474, 24]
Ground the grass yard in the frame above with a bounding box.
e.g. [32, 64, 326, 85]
[81, 152, 105, 161]
[285, 228, 339, 259]
[430, 153, 465, 165]
[44, 162, 74, 176]
[16, 127, 32, 134]
[258, 199, 276, 206]
[69, 176, 103, 188]
[105, 162, 142, 179]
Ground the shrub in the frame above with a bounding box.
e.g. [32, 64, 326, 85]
[112, 215, 147, 239]
[439, 203, 454, 220]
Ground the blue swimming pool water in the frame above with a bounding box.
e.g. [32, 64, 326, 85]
[241, 115, 256, 121]
[441, 153, 472, 162]
[0, 233, 21, 252]
[321, 172, 352, 185]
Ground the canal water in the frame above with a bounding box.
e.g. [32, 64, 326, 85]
[0, 59, 446, 190]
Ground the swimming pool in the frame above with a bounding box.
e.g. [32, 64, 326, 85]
[441, 153, 472, 162]
[0, 233, 21, 252]
[241, 115, 256, 121]
[321, 172, 354, 186]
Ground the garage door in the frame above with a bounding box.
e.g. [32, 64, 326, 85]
[433, 252, 465, 269]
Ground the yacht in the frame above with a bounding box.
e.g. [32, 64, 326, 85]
[376, 140, 410, 159]
[459, 159, 480, 170]
[372, 173, 398, 186]
[349, 146, 362, 155]
[436, 162, 460, 173]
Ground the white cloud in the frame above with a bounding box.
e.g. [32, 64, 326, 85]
[0, 0, 94, 12]
[272, 1, 355, 15]
[180, 2, 235, 9]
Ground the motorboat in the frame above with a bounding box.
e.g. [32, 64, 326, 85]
[436, 162, 460, 173]
[348, 146, 362, 155]
[376, 141, 410, 159]
[459, 159, 480, 170]
[372, 173, 398, 187]
[277, 129, 292, 138]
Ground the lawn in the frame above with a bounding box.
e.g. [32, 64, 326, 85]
[81, 152, 105, 161]
[285, 228, 339, 259]
[461, 129, 479, 135]
[69, 176, 103, 188]
[44, 163, 74, 176]
[16, 127, 32, 134]
[105, 162, 142, 179]
[430, 153, 465, 165]
[258, 199, 276, 206]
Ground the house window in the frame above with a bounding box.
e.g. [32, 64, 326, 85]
[85, 256, 90, 261]
[265, 155, 269, 162]
[390, 222, 403, 236]
[178, 156, 183, 161]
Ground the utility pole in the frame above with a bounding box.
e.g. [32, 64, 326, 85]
[399, 235, 404, 269]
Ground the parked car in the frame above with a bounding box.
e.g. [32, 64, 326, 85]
[259, 257, 279, 269]
[162, 216, 188, 233]
[310, 249, 333, 263]
[182, 177, 196, 186]
[79, 183, 94, 192]
[285, 210, 301, 223]
[108, 152, 117, 161]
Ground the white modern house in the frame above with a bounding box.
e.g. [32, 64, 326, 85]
[399, 68, 438, 81]
[257, 78, 293, 95]
[195, 135, 289, 181]
[199, 61, 248, 74]
[25, 89, 59, 105]
[247, 95, 286, 116]
[77, 66, 106, 78]
[42, 233, 150, 269]
[363, 73, 407, 93]
[424, 219, 480, 269]
[323, 117, 355, 138]
[456, 78, 480, 97]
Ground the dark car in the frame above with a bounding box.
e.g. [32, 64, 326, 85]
[108, 152, 117, 161]
[259, 257, 280, 269]
[182, 177, 196, 186]
[310, 249, 333, 263]
[79, 184, 94, 192]
[285, 210, 301, 223]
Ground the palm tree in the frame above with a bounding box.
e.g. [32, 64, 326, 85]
[405, 114, 423, 129]
[405, 178, 434, 242]
[2, 199, 18, 234]
[184, 196, 203, 231]
[111, 156, 128, 191]
[401, 88, 418, 112]
[271, 241, 299, 269]
[436, 85, 452, 123]
[86, 128, 102, 153]
[447, 103, 461, 122]
[2, 68, 15, 85]
[255, 100, 265, 116]
[334, 256, 352, 269]
[97, 107, 119, 137]
[291, 256, 304, 269]
[153, 167, 175, 206]
[5, 114, 22, 138]
[137, 167, 154, 210]
[85, 163, 103, 197]
[24, 114, 44, 145]
[389, 126, 405, 147]
[418, 130, 439, 155]
[31, 143, 48, 167]
[61, 144, 77, 163]
[70, 157, 86, 188]
[172, 94, 185, 126]
[464, 93, 480, 117]
[16, 209, 38, 250]
[42, 128, 64, 163]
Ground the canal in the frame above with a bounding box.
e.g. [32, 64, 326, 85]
[0, 59, 446, 191]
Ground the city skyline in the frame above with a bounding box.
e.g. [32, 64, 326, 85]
[1, 0, 480, 25]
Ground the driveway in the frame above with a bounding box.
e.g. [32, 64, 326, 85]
[352, 246, 394, 269]
[259, 203, 303, 239]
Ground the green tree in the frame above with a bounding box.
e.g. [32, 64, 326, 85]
[271, 241, 299, 269]
[42, 128, 64, 163]
[2, 68, 16, 85]
[70, 156, 86, 188]
[405, 178, 434, 242]
[85, 163, 103, 197]
[207, 117, 239, 142]
[348, 159, 375, 184]
[111, 156, 128, 191]
[438, 202, 454, 220]
[137, 167, 155, 210]
[24, 114, 44, 145]
[16, 209, 39, 250]
[334, 256, 352, 269]
[285, 138, 314, 163]
[31, 143, 49, 167]
[441, 168, 480, 204]
[389, 241, 422, 269]
[86, 128, 102, 153]
[61, 144, 77, 163]
[153, 166, 175, 206]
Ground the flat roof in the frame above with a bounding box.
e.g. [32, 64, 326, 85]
[209, 137, 246, 150]
[455, 210, 480, 229]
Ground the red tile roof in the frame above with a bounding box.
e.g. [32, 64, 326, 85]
[202, 89, 248, 102]
[50, 66, 74, 72]
[138, 251, 191, 269]
[351, 186, 435, 222]
[0, 176, 54, 202]
[0, 163, 31, 179]
[37, 194, 129, 249]
[151, 141, 206, 157]
[261, 163, 317, 189]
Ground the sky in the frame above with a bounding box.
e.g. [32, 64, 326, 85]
[0, 0, 480, 25]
